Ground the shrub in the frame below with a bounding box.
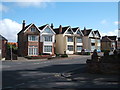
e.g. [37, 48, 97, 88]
[56, 53, 60, 57]
[61, 54, 68, 58]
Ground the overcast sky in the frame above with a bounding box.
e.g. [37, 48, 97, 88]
[0, 1, 119, 42]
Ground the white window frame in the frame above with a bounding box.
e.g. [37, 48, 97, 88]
[77, 46, 82, 51]
[67, 45, 73, 51]
[28, 35, 38, 41]
[28, 46, 38, 56]
[43, 45, 52, 53]
[44, 35, 52, 42]
[67, 37, 73, 42]
[76, 37, 82, 43]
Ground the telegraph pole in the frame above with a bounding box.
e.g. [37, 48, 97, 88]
[10, 45, 12, 60]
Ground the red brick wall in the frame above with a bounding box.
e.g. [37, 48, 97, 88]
[39, 42, 43, 54]
[2, 40, 7, 58]
[52, 43, 55, 55]
[18, 24, 40, 56]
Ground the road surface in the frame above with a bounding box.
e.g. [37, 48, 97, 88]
[1, 55, 119, 89]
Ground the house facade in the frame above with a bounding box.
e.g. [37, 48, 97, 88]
[82, 27, 101, 52]
[54, 25, 75, 54]
[18, 21, 55, 56]
[39, 24, 56, 55]
[0, 35, 8, 59]
[72, 27, 84, 53]
[101, 36, 117, 51]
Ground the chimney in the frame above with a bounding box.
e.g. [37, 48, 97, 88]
[59, 25, 62, 34]
[51, 23, 54, 29]
[22, 20, 25, 30]
[84, 27, 87, 35]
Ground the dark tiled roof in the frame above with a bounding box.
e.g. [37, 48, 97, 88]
[81, 29, 92, 36]
[93, 30, 101, 37]
[53, 26, 70, 34]
[0, 34, 7, 41]
[107, 36, 117, 41]
[53, 28, 59, 34]
[17, 23, 32, 34]
[101, 36, 117, 42]
[93, 30, 98, 34]
[39, 24, 48, 30]
[72, 27, 79, 33]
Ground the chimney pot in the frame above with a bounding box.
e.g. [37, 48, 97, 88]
[22, 20, 25, 30]
[51, 23, 54, 29]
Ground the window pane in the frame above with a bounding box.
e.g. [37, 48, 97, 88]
[77, 37, 82, 43]
[77, 46, 82, 51]
[67, 45, 73, 51]
[44, 46, 52, 52]
[28, 46, 38, 55]
[68, 37, 73, 42]
[28, 35, 38, 41]
[31, 27, 36, 32]
[44, 36, 52, 42]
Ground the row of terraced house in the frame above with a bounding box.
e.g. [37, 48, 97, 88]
[17, 20, 101, 56]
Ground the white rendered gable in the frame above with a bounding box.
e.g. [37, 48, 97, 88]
[42, 27, 54, 34]
[89, 31, 94, 37]
[95, 32, 100, 38]
[76, 29, 84, 36]
[64, 27, 74, 35]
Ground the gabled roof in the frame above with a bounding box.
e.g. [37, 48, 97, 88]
[101, 36, 117, 42]
[53, 28, 60, 34]
[0, 34, 7, 41]
[17, 23, 32, 34]
[81, 29, 92, 36]
[38, 24, 47, 30]
[53, 26, 70, 34]
[93, 30, 101, 37]
[39, 24, 56, 34]
[107, 36, 117, 41]
[72, 27, 79, 33]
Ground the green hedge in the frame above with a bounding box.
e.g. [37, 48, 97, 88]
[61, 54, 68, 58]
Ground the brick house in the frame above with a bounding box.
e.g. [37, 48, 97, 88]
[18, 21, 55, 56]
[81, 27, 101, 52]
[101, 36, 117, 51]
[18, 20, 40, 56]
[0, 35, 8, 59]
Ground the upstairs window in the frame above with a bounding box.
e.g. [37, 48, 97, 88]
[77, 37, 82, 43]
[44, 36, 52, 42]
[28, 35, 38, 41]
[68, 37, 73, 42]
[30, 27, 36, 32]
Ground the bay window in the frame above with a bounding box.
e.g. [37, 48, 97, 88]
[28, 45, 38, 55]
